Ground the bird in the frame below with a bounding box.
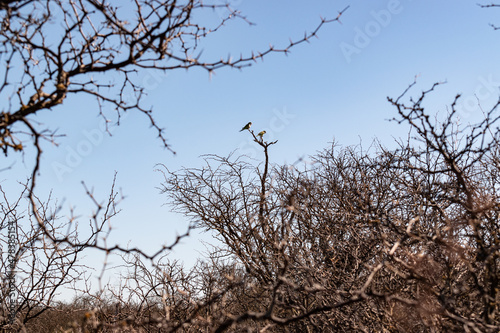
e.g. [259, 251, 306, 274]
[239, 122, 252, 132]
[257, 130, 266, 138]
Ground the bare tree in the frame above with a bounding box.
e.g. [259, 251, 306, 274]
[0, 2, 349, 331]
[0, 0, 346, 158]
[157, 82, 500, 331]
[2, 2, 500, 332]
[0, 0, 347, 282]
[0, 181, 118, 331]
[159, 131, 388, 331]
[380, 81, 500, 332]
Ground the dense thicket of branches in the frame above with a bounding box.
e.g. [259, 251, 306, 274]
[11, 81, 499, 332]
[153, 81, 500, 331]
[0, 1, 350, 331]
[1, 1, 500, 332]
[2, 79, 500, 332]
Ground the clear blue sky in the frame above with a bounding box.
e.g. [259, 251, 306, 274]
[3, 0, 500, 298]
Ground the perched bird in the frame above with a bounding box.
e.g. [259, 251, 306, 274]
[257, 130, 266, 137]
[240, 122, 252, 132]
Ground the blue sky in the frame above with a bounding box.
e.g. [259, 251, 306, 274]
[3, 1, 500, 297]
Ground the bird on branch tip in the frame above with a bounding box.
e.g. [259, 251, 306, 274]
[239, 122, 252, 132]
[257, 130, 266, 138]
